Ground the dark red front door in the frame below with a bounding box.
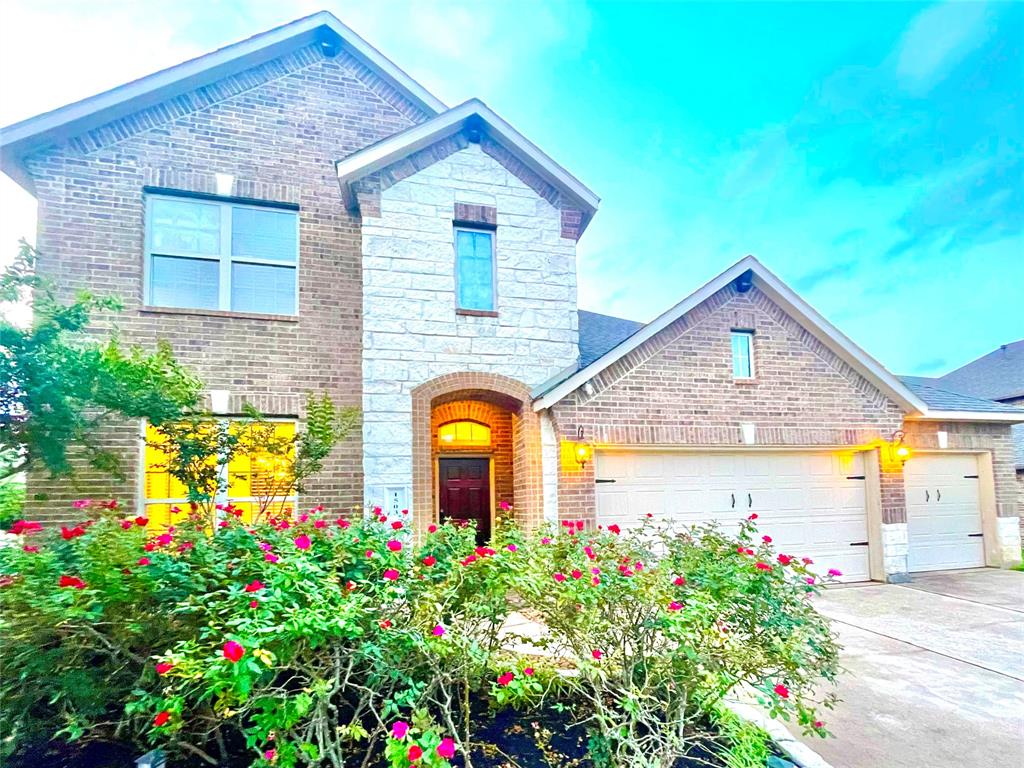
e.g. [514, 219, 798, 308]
[439, 458, 491, 543]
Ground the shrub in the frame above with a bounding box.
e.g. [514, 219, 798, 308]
[0, 505, 839, 768]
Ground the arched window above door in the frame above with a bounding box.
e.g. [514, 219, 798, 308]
[438, 420, 491, 447]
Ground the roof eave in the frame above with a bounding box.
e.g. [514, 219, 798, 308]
[0, 11, 446, 194]
[336, 99, 600, 223]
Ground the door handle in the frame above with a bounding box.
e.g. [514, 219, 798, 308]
[731, 493, 735, 508]
[968, 533, 983, 538]
[936, 489, 941, 502]
[849, 541, 869, 547]
[925, 490, 929, 502]
[747, 493, 752, 509]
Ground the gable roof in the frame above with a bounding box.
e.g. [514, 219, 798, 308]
[0, 11, 445, 193]
[335, 99, 600, 230]
[534, 256, 1024, 423]
[578, 310, 645, 367]
[937, 340, 1024, 402]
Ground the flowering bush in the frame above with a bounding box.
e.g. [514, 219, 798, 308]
[0, 503, 838, 768]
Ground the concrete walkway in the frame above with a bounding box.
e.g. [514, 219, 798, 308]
[798, 569, 1024, 768]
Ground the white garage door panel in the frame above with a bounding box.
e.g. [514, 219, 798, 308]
[595, 450, 869, 581]
[905, 454, 984, 572]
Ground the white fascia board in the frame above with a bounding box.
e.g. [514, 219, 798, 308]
[1, 11, 444, 192]
[336, 99, 600, 214]
[533, 255, 929, 414]
[904, 410, 1024, 423]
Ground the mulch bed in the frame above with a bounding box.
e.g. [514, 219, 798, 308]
[8, 708, 734, 768]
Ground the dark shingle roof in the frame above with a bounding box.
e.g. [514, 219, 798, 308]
[578, 310, 645, 368]
[899, 376, 1024, 415]
[938, 340, 1024, 402]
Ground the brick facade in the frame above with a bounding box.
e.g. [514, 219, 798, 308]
[22, 43, 430, 524]
[548, 283, 906, 522]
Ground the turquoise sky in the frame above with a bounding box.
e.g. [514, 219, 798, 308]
[1, 1, 1021, 376]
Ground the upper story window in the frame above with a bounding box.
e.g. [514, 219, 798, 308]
[731, 330, 755, 379]
[455, 227, 495, 312]
[145, 194, 298, 315]
[438, 420, 491, 447]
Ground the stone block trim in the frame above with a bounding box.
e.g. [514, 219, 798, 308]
[548, 282, 905, 520]
[22, 39, 431, 525]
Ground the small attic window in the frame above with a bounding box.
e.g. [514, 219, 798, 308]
[731, 330, 754, 379]
[438, 420, 491, 447]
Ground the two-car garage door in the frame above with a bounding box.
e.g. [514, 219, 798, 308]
[595, 450, 871, 582]
[595, 450, 988, 581]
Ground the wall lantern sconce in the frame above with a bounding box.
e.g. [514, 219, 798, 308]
[888, 430, 911, 463]
[574, 426, 594, 468]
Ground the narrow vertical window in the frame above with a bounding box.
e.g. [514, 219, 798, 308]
[731, 331, 754, 378]
[455, 228, 495, 311]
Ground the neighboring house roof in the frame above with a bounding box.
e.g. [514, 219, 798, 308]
[899, 376, 1024, 415]
[334, 99, 601, 231]
[0, 11, 446, 193]
[578, 310, 645, 368]
[937, 340, 1024, 402]
[534, 256, 1024, 424]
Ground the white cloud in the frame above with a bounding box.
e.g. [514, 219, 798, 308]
[895, 1, 993, 94]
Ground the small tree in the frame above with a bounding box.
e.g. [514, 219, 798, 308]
[149, 394, 356, 521]
[0, 242, 202, 481]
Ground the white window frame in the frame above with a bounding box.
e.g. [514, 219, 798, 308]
[731, 330, 755, 379]
[137, 417, 299, 520]
[453, 225, 497, 312]
[144, 193, 300, 315]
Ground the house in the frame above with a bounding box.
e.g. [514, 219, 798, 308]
[1, 11, 1021, 581]
[904, 341, 1024, 529]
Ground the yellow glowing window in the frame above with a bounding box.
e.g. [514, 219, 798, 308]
[142, 419, 296, 530]
[438, 420, 491, 447]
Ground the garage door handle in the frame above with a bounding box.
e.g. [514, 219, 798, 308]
[731, 493, 735, 508]
[925, 490, 929, 502]
[747, 493, 752, 508]
[594, 479, 616, 484]
[936, 489, 941, 501]
[968, 533, 983, 538]
[849, 541, 869, 547]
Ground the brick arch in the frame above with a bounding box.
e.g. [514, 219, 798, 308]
[411, 372, 542, 536]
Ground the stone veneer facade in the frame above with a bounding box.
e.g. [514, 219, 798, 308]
[359, 141, 579, 525]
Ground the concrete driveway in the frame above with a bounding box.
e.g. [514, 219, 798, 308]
[797, 568, 1024, 768]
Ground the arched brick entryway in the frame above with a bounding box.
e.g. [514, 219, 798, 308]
[411, 372, 543, 537]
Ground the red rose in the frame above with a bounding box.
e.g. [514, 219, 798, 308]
[222, 641, 245, 662]
[156, 662, 174, 675]
[59, 575, 86, 589]
[386, 540, 402, 552]
[437, 737, 456, 759]
[137, 557, 151, 566]
[60, 526, 86, 540]
[497, 671, 515, 686]
[152, 710, 171, 727]
[244, 580, 265, 592]
[773, 683, 789, 698]
[382, 569, 400, 581]
[407, 745, 423, 761]
[607, 524, 621, 535]
[294, 534, 311, 550]
[591, 649, 603, 660]
[422, 555, 436, 567]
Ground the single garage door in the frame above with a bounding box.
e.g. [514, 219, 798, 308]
[595, 450, 870, 582]
[904, 454, 984, 572]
